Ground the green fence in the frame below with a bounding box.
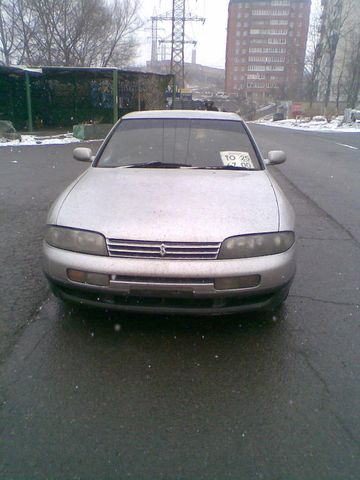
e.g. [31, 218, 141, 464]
[0, 66, 172, 131]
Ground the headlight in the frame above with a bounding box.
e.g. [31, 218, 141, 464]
[45, 226, 108, 256]
[218, 232, 295, 259]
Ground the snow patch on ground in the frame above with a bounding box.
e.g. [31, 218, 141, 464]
[0, 133, 85, 147]
[253, 118, 360, 133]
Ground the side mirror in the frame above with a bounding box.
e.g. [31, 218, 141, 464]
[73, 147, 93, 162]
[265, 150, 286, 165]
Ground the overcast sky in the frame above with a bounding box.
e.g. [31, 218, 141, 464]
[135, 0, 321, 69]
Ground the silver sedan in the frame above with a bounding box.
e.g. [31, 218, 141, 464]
[43, 110, 295, 315]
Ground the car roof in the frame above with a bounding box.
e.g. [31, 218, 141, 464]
[122, 110, 242, 122]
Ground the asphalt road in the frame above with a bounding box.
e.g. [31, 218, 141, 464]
[250, 124, 360, 243]
[1, 128, 360, 479]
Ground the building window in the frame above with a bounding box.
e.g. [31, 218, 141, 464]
[249, 47, 286, 53]
[271, 0, 290, 5]
[253, 9, 289, 16]
[268, 38, 287, 44]
[250, 28, 288, 35]
[248, 56, 285, 62]
[270, 19, 288, 25]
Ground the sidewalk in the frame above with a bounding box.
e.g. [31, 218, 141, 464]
[19, 128, 73, 137]
[1, 128, 104, 147]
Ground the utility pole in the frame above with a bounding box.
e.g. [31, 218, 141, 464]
[152, 1, 205, 89]
[171, 0, 186, 88]
[170, 0, 205, 88]
[151, 16, 159, 63]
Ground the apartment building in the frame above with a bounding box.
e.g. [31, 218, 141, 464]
[225, 0, 311, 103]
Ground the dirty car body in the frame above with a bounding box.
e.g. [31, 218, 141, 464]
[43, 110, 296, 315]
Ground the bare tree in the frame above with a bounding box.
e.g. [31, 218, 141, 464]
[98, 0, 141, 67]
[334, 49, 346, 109]
[0, 0, 142, 67]
[345, 32, 360, 108]
[14, 0, 38, 64]
[71, 0, 112, 66]
[0, 0, 19, 65]
[26, 0, 108, 66]
[304, 1, 323, 106]
[318, 0, 353, 107]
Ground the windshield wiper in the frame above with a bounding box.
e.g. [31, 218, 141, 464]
[122, 161, 193, 169]
[197, 165, 254, 171]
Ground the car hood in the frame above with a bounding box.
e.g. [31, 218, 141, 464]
[55, 168, 279, 242]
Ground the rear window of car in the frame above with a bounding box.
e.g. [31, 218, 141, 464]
[96, 118, 262, 170]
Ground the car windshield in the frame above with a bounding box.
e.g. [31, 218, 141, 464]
[96, 118, 262, 170]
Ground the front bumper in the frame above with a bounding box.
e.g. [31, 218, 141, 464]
[43, 242, 296, 315]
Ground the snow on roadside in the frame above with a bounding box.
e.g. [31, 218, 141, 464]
[0, 133, 101, 147]
[252, 118, 360, 133]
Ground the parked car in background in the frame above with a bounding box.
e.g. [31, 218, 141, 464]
[0, 120, 21, 142]
[43, 110, 296, 315]
[273, 112, 285, 121]
[350, 110, 360, 122]
[312, 115, 327, 123]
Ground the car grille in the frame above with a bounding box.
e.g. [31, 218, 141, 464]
[106, 238, 221, 260]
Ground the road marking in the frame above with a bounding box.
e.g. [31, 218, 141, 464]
[335, 142, 358, 150]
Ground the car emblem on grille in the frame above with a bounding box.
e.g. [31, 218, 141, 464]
[160, 243, 166, 257]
